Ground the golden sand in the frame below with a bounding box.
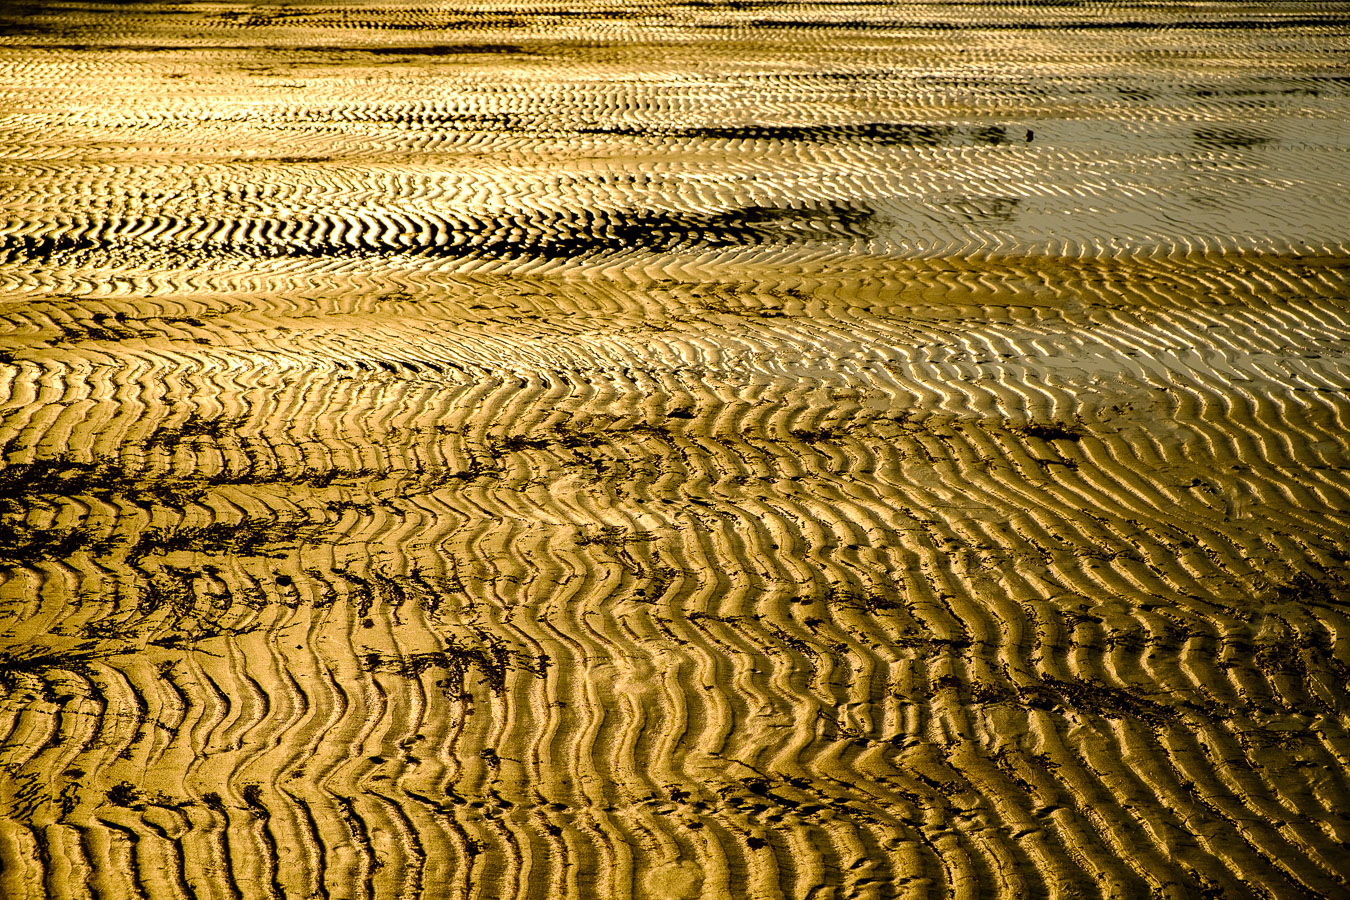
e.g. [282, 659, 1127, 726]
[1, 3, 1349, 897]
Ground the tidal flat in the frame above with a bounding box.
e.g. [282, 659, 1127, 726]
[1, 3, 1349, 898]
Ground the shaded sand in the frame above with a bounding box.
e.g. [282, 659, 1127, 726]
[2, 3, 1350, 898]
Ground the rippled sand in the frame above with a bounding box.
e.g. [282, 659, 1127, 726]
[2, 3, 1350, 898]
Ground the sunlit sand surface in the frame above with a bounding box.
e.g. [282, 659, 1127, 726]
[2, 3, 1349, 898]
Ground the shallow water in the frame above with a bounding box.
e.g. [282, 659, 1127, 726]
[2, 3, 1349, 898]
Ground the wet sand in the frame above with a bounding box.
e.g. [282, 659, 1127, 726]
[2, 3, 1350, 898]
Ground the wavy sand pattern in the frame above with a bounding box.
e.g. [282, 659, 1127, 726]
[2, 3, 1350, 898]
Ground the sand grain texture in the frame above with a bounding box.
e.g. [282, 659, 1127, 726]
[1, 2, 1350, 898]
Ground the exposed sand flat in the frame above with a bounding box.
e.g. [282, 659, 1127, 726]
[1, 3, 1349, 898]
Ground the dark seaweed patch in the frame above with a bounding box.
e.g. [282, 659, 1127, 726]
[4, 202, 872, 264]
[106, 782, 143, 809]
[1273, 573, 1342, 607]
[0, 3, 74, 37]
[361, 640, 512, 695]
[251, 155, 337, 164]
[786, 424, 849, 444]
[586, 122, 1010, 148]
[363, 44, 531, 56]
[0, 456, 205, 511]
[335, 566, 473, 620]
[498, 434, 552, 452]
[0, 458, 106, 500]
[1014, 422, 1082, 442]
[1193, 126, 1273, 150]
[1025, 675, 1178, 727]
[242, 784, 270, 820]
[0, 566, 253, 686]
[250, 202, 868, 259]
[724, 16, 1350, 30]
[44, 310, 211, 344]
[934, 195, 1021, 224]
[0, 520, 106, 565]
[144, 413, 248, 454]
[342, 202, 874, 259]
[126, 516, 327, 561]
[0, 234, 101, 263]
[0, 457, 206, 567]
[0, 455, 341, 570]
[0, 647, 101, 690]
